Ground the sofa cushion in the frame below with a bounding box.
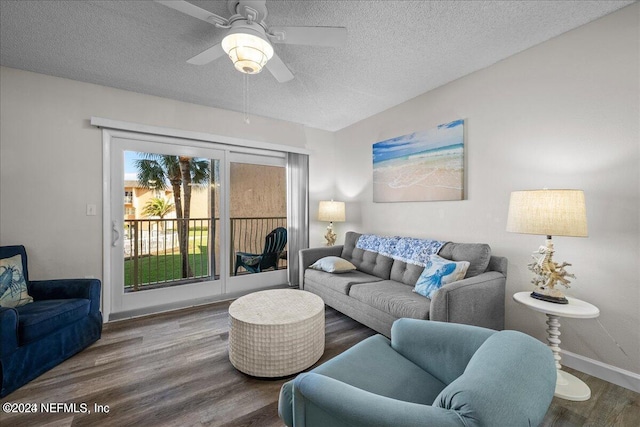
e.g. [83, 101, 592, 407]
[349, 281, 430, 320]
[0, 254, 33, 308]
[16, 299, 91, 345]
[304, 269, 383, 295]
[438, 242, 491, 278]
[310, 256, 357, 273]
[342, 248, 393, 280]
[341, 232, 393, 279]
[390, 261, 425, 286]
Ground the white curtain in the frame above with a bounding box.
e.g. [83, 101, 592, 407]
[287, 152, 309, 287]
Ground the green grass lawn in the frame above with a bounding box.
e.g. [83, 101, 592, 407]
[124, 245, 211, 289]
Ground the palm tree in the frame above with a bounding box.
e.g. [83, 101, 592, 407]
[141, 197, 175, 232]
[135, 154, 210, 278]
[141, 197, 175, 219]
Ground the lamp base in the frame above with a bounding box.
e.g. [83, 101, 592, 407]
[324, 223, 337, 246]
[530, 292, 568, 304]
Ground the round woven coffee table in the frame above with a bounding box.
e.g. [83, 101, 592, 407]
[228, 289, 325, 377]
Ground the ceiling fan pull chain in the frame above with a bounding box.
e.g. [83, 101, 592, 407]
[243, 74, 250, 124]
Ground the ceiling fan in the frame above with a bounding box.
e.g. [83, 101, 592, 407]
[156, 0, 347, 82]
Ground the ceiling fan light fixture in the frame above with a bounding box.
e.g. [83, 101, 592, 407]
[221, 24, 274, 74]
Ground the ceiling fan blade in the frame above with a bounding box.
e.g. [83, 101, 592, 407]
[268, 26, 347, 47]
[266, 53, 294, 83]
[155, 0, 228, 26]
[187, 43, 226, 65]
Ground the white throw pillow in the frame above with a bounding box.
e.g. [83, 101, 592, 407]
[310, 256, 357, 274]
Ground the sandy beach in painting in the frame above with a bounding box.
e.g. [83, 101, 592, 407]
[374, 146, 463, 202]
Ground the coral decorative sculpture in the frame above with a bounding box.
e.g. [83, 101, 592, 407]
[324, 225, 337, 246]
[527, 240, 575, 304]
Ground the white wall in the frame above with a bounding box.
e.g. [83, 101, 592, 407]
[304, 127, 339, 247]
[0, 66, 334, 281]
[334, 4, 639, 377]
[0, 3, 637, 383]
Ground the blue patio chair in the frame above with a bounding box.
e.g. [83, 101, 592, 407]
[234, 227, 287, 275]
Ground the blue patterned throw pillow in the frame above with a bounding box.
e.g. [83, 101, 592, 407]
[414, 255, 470, 299]
[0, 254, 33, 308]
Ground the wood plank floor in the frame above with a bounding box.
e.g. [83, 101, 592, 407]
[1, 301, 638, 427]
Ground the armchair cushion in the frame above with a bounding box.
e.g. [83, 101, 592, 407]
[0, 254, 33, 308]
[391, 319, 493, 385]
[16, 299, 90, 345]
[310, 334, 446, 405]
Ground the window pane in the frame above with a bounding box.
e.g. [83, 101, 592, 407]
[230, 163, 287, 276]
[123, 151, 218, 290]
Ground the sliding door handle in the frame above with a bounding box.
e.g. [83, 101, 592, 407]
[112, 221, 121, 247]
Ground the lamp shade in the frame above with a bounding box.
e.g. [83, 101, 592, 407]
[221, 23, 274, 75]
[318, 201, 345, 222]
[506, 189, 588, 237]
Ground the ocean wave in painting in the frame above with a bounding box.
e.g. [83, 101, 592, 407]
[373, 120, 464, 202]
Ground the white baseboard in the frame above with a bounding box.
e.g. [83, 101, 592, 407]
[561, 349, 640, 393]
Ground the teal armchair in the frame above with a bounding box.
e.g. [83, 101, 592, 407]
[279, 319, 556, 427]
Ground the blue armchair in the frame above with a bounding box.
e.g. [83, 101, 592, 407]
[279, 319, 556, 427]
[0, 245, 102, 397]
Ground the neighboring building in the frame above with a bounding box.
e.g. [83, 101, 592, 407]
[123, 179, 209, 221]
[124, 162, 286, 222]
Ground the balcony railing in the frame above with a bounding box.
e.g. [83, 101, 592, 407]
[124, 217, 287, 292]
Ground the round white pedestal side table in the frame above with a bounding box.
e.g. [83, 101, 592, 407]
[513, 291, 599, 401]
[228, 289, 325, 378]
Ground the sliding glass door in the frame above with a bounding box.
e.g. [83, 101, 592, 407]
[226, 153, 288, 293]
[107, 135, 290, 320]
[110, 137, 225, 317]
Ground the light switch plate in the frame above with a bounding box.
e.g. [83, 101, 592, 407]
[86, 204, 97, 216]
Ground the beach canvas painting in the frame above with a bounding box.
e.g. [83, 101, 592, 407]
[373, 119, 464, 202]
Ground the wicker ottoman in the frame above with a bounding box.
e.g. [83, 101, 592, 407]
[228, 289, 325, 377]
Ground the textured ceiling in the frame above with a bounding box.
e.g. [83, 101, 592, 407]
[0, 1, 634, 131]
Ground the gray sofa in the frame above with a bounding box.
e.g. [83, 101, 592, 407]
[299, 232, 507, 336]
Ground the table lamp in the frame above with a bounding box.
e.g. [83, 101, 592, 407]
[318, 200, 345, 246]
[506, 189, 588, 304]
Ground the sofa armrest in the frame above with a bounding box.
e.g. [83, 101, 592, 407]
[283, 372, 463, 427]
[391, 319, 495, 385]
[0, 307, 19, 356]
[298, 246, 344, 290]
[28, 279, 102, 314]
[429, 271, 506, 330]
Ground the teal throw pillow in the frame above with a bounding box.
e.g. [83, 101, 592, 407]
[0, 254, 33, 308]
[310, 256, 357, 273]
[414, 255, 470, 299]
